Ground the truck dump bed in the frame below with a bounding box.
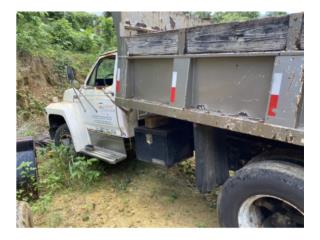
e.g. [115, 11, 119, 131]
[115, 13, 304, 146]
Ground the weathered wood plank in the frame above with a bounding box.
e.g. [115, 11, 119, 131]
[286, 13, 304, 50]
[300, 20, 304, 50]
[186, 15, 290, 53]
[177, 29, 186, 54]
[123, 14, 304, 56]
[125, 31, 179, 55]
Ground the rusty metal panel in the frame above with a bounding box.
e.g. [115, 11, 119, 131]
[129, 59, 173, 103]
[191, 57, 274, 119]
[265, 56, 304, 128]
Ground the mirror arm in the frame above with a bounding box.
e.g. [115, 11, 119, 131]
[68, 80, 98, 113]
[72, 89, 86, 112]
[78, 90, 98, 113]
[65, 66, 98, 113]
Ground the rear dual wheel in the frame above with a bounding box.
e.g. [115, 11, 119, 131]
[218, 160, 304, 227]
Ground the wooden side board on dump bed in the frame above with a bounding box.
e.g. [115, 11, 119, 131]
[124, 13, 304, 55]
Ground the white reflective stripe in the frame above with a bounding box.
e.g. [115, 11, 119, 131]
[117, 68, 121, 80]
[271, 73, 282, 95]
[171, 71, 177, 87]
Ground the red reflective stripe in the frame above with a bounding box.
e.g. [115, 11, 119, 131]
[268, 94, 279, 117]
[170, 87, 176, 103]
[116, 80, 120, 93]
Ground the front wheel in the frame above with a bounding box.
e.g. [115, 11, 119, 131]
[54, 123, 73, 148]
[217, 160, 304, 227]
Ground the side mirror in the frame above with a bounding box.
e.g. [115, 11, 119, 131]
[66, 66, 75, 82]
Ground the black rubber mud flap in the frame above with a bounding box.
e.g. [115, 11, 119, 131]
[194, 124, 229, 193]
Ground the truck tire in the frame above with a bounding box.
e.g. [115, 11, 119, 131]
[54, 123, 73, 147]
[217, 160, 303, 227]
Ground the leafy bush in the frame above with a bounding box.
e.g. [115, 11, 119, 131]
[69, 157, 102, 187]
[38, 144, 102, 192]
[72, 29, 94, 51]
[31, 194, 52, 214]
[16, 161, 38, 201]
[98, 17, 117, 50]
[17, 12, 116, 56]
[193, 11, 289, 24]
[211, 12, 260, 23]
[17, 13, 51, 55]
[48, 18, 75, 50]
[31, 145, 103, 213]
[17, 11, 116, 86]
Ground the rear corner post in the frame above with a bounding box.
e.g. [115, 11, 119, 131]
[194, 124, 229, 193]
[286, 13, 304, 51]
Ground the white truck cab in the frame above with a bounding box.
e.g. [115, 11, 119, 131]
[46, 50, 136, 164]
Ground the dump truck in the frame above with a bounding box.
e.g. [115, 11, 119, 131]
[45, 12, 304, 227]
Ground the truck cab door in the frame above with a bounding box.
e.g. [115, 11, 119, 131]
[79, 54, 131, 138]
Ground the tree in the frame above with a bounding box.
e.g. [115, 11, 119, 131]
[64, 12, 98, 30]
[96, 17, 117, 50]
[16, 12, 50, 54]
[211, 12, 260, 23]
[265, 12, 287, 17]
[48, 18, 76, 50]
[103, 12, 112, 18]
[192, 12, 212, 20]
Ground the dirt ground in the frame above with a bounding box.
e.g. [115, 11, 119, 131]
[16, 114, 48, 138]
[32, 158, 219, 228]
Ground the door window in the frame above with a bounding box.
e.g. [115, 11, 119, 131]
[87, 58, 115, 87]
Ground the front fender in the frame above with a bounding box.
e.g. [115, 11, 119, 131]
[46, 102, 90, 152]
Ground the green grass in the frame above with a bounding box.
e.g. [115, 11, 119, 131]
[48, 213, 63, 227]
[111, 174, 132, 192]
[195, 222, 208, 228]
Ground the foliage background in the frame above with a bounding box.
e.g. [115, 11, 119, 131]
[17, 12, 117, 80]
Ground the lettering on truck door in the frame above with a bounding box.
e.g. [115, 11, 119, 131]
[80, 56, 121, 136]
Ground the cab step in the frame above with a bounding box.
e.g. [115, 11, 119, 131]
[80, 146, 127, 164]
